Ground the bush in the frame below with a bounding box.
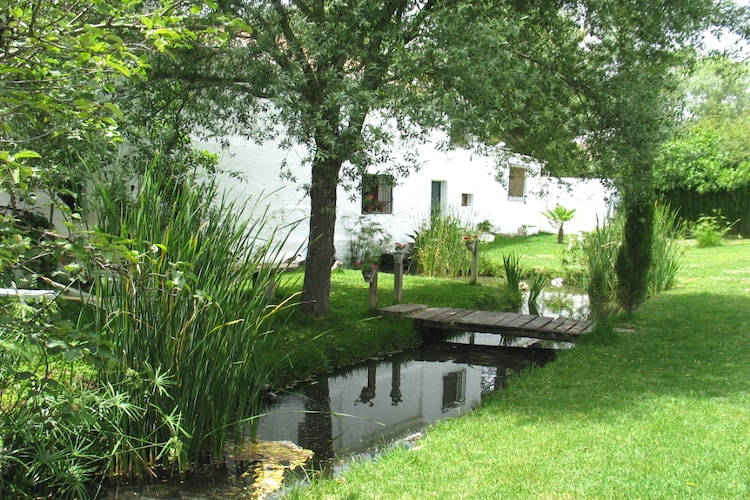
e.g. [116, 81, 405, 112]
[691, 211, 736, 248]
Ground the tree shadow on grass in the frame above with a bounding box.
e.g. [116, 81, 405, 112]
[489, 291, 750, 422]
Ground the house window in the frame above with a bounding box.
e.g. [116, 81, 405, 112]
[508, 166, 526, 200]
[442, 369, 466, 412]
[361, 174, 393, 214]
[461, 193, 473, 207]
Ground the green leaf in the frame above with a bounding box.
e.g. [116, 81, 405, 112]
[13, 150, 41, 160]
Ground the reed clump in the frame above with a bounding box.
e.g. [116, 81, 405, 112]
[89, 168, 300, 474]
[413, 210, 472, 278]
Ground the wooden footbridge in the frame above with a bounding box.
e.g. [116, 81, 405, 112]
[378, 304, 594, 343]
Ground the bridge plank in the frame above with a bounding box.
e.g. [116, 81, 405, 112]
[523, 316, 556, 330]
[536, 317, 570, 332]
[381, 304, 592, 342]
[505, 314, 538, 328]
[548, 319, 582, 334]
[490, 312, 516, 326]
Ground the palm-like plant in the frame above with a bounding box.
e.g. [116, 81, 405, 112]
[542, 205, 577, 244]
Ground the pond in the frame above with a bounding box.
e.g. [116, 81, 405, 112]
[253, 334, 558, 476]
[102, 291, 589, 498]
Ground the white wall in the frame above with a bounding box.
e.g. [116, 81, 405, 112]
[195, 135, 613, 260]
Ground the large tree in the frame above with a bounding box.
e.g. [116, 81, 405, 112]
[144, 0, 744, 315]
[0, 0, 198, 222]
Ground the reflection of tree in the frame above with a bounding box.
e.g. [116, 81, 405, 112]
[298, 377, 333, 470]
[390, 362, 403, 406]
[355, 360, 378, 406]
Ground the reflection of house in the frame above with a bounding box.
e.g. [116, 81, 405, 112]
[255, 339, 553, 466]
[197, 133, 612, 256]
[255, 357, 484, 461]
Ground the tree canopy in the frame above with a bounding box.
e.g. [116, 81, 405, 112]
[0, 0, 197, 212]
[655, 56, 750, 193]
[136, 0, 747, 315]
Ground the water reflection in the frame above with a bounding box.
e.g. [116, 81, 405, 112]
[255, 341, 554, 473]
[538, 290, 589, 319]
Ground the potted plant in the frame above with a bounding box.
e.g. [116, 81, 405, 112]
[356, 261, 379, 282]
[463, 235, 479, 252]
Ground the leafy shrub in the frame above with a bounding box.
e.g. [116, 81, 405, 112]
[691, 211, 736, 248]
[343, 216, 392, 267]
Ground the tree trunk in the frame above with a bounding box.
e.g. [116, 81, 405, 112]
[301, 156, 342, 316]
[615, 190, 654, 313]
[557, 225, 564, 244]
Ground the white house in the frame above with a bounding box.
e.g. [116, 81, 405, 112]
[196, 133, 613, 261]
[1, 133, 612, 263]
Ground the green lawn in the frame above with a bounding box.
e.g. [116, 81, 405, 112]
[287, 239, 750, 499]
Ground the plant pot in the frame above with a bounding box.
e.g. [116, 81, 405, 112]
[362, 269, 376, 283]
[465, 241, 477, 252]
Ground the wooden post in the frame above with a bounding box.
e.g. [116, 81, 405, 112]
[393, 252, 404, 304]
[368, 269, 378, 310]
[470, 242, 478, 285]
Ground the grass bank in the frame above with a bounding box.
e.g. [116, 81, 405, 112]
[288, 239, 750, 499]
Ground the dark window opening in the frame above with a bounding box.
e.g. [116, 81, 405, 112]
[442, 369, 466, 412]
[508, 166, 526, 199]
[362, 174, 394, 214]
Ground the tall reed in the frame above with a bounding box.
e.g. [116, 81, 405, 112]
[578, 217, 622, 324]
[502, 252, 523, 290]
[526, 270, 547, 315]
[495, 252, 524, 312]
[414, 210, 471, 277]
[89, 167, 300, 474]
[648, 202, 685, 297]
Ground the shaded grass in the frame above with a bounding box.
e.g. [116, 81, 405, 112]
[274, 269, 499, 383]
[287, 240, 750, 499]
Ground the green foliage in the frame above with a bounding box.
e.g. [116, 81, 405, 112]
[0, 0, 196, 221]
[541, 205, 577, 244]
[655, 126, 750, 193]
[88, 167, 300, 470]
[655, 57, 750, 194]
[578, 203, 685, 321]
[0, 296, 184, 499]
[526, 270, 547, 315]
[648, 203, 686, 297]
[578, 219, 622, 324]
[502, 253, 523, 291]
[476, 220, 493, 233]
[691, 210, 737, 247]
[343, 217, 391, 268]
[413, 211, 472, 278]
